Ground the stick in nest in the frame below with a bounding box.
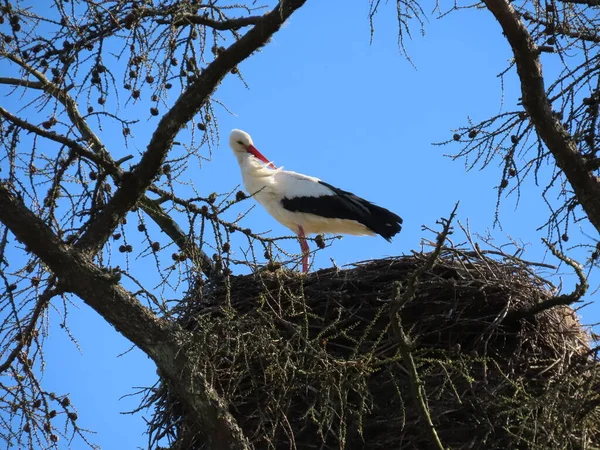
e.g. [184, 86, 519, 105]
[390, 202, 459, 450]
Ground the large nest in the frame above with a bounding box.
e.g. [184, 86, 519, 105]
[149, 248, 600, 449]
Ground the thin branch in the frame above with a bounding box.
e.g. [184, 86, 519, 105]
[0, 107, 108, 168]
[1, 52, 214, 276]
[0, 182, 250, 449]
[511, 238, 588, 319]
[389, 202, 459, 450]
[0, 2, 310, 447]
[483, 0, 600, 237]
[391, 202, 459, 311]
[557, 0, 600, 5]
[522, 15, 600, 44]
[75, 0, 309, 256]
[0, 51, 117, 170]
[0, 286, 60, 375]
[160, 14, 262, 29]
[542, 238, 588, 300]
[0, 77, 43, 89]
[139, 196, 215, 276]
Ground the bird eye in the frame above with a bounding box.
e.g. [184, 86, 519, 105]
[236, 140, 245, 146]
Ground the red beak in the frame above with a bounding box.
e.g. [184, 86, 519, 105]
[248, 145, 277, 169]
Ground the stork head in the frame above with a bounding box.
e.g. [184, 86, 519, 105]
[229, 129, 275, 168]
[229, 129, 253, 153]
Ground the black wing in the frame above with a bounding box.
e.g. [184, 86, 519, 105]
[281, 180, 402, 240]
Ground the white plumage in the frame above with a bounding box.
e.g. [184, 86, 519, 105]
[229, 129, 402, 272]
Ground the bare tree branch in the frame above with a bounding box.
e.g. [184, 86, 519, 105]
[0, 106, 105, 167]
[0, 2, 309, 447]
[0, 77, 43, 89]
[0, 182, 250, 449]
[511, 238, 588, 319]
[0, 285, 60, 375]
[160, 14, 263, 29]
[139, 196, 215, 275]
[521, 14, 600, 44]
[75, 0, 308, 256]
[0, 51, 215, 276]
[390, 203, 459, 450]
[557, 0, 600, 5]
[483, 0, 600, 236]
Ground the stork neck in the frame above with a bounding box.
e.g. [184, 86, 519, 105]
[237, 152, 271, 174]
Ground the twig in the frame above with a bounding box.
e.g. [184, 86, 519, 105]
[0, 182, 251, 449]
[158, 14, 262, 29]
[482, 0, 600, 237]
[1, 51, 214, 277]
[139, 196, 214, 276]
[0, 107, 105, 167]
[557, 0, 600, 5]
[0, 285, 61, 374]
[75, 0, 308, 257]
[511, 238, 588, 320]
[389, 202, 459, 450]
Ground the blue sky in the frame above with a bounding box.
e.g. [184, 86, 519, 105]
[4, 1, 599, 448]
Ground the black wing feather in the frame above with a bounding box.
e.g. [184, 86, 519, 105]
[281, 180, 402, 240]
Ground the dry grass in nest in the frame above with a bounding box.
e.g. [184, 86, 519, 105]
[147, 248, 600, 449]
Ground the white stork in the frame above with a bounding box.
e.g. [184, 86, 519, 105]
[229, 129, 403, 272]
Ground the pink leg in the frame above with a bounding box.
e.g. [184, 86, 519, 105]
[297, 225, 310, 273]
